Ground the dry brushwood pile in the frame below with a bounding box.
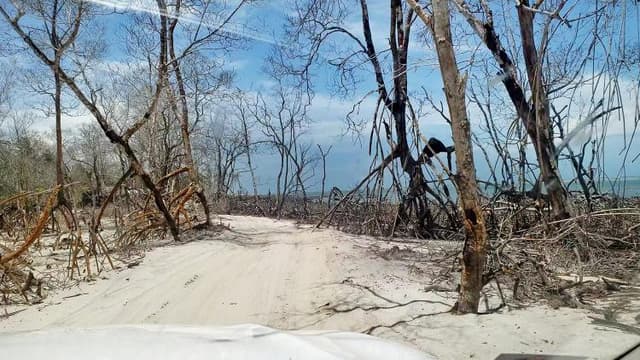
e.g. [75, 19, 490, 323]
[116, 167, 206, 247]
[0, 169, 210, 306]
[0, 186, 104, 305]
[2, 172, 640, 311]
[217, 189, 402, 235]
[473, 195, 640, 309]
[218, 189, 640, 310]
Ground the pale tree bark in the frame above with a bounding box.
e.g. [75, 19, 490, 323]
[0, 1, 181, 241]
[408, 0, 488, 313]
[317, 144, 332, 205]
[164, 0, 211, 226]
[47, 0, 85, 230]
[54, 54, 76, 229]
[159, 0, 248, 224]
[240, 102, 259, 200]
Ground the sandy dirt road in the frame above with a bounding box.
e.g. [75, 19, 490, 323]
[1, 216, 639, 359]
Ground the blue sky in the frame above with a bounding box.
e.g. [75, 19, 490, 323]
[2, 0, 640, 195]
[216, 0, 640, 193]
[87, 0, 455, 192]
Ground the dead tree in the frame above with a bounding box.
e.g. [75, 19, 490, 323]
[452, 0, 571, 219]
[317, 144, 333, 205]
[163, 0, 205, 225]
[0, 1, 180, 241]
[408, 0, 489, 314]
[51, 0, 79, 228]
[200, 117, 246, 197]
[16, 0, 87, 229]
[281, 0, 457, 235]
[68, 122, 114, 206]
[243, 83, 317, 217]
[235, 93, 259, 200]
[156, 0, 248, 225]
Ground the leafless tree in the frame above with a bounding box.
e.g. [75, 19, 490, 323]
[229, 90, 260, 199]
[0, 68, 12, 124]
[196, 112, 247, 198]
[317, 144, 333, 205]
[247, 84, 316, 217]
[0, 0, 181, 240]
[0, 116, 56, 198]
[5, 0, 91, 229]
[67, 122, 116, 205]
[448, 0, 574, 219]
[162, 0, 242, 225]
[407, 0, 488, 314]
[444, 1, 638, 210]
[279, 0, 458, 235]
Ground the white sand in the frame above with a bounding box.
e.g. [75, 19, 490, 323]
[1, 215, 638, 359]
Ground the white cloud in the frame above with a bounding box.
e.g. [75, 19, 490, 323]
[552, 74, 639, 144]
[306, 93, 375, 142]
[86, 0, 286, 47]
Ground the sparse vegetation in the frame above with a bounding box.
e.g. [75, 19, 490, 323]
[1, 0, 639, 324]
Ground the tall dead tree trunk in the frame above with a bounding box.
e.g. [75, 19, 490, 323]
[54, 57, 64, 190]
[284, 0, 459, 233]
[240, 104, 259, 200]
[359, 0, 438, 234]
[53, 54, 75, 229]
[452, 0, 570, 220]
[48, 0, 80, 230]
[317, 144, 332, 205]
[409, 0, 488, 314]
[516, 0, 570, 219]
[165, 0, 211, 226]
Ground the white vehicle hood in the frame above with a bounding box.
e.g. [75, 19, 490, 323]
[0, 324, 433, 360]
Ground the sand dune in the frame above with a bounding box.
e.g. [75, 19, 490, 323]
[1, 215, 638, 359]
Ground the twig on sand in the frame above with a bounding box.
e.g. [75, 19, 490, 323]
[1, 307, 28, 319]
[589, 316, 640, 335]
[62, 292, 88, 299]
[340, 278, 401, 305]
[362, 310, 451, 335]
[322, 297, 451, 314]
[322, 279, 452, 317]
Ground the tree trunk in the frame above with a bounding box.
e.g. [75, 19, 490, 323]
[421, 0, 488, 313]
[166, 0, 211, 226]
[516, 1, 570, 219]
[92, 156, 102, 197]
[317, 144, 331, 206]
[451, 0, 570, 220]
[53, 54, 75, 230]
[242, 111, 259, 199]
[360, 0, 430, 234]
[54, 61, 64, 189]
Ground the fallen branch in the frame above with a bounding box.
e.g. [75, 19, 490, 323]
[0, 186, 60, 265]
[322, 297, 451, 314]
[315, 153, 395, 229]
[362, 310, 451, 335]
